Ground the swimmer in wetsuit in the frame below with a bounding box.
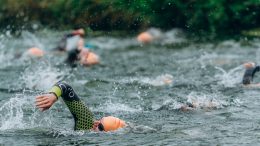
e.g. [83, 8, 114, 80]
[35, 81, 126, 131]
[54, 27, 85, 52]
[242, 62, 260, 86]
[65, 39, 100, 67]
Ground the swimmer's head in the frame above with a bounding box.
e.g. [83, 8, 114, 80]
[98, 116, 126, 132]
[27, 47, 44, 57]
[72, 28, 85, 37]
[243, 62, 255, 69]
[162, 74, 173, 84]
[79, 50, 100, 66]
[137, 32, 153, 44]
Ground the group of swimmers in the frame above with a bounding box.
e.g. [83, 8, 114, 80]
[26, 27, 100, 67]
[34, 61, 258, 132]
[26, 27, 162, 67]
[32, 27, 260, 132]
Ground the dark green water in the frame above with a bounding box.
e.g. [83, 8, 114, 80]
[0, 29, 260, 145]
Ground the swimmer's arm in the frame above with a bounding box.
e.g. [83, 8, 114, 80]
[252, 66, 260, 77]
[35, 84, 63, 111]
[48, 82, 94, 130]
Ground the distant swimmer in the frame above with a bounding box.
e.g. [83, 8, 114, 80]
[137, 28, 162, 44]
[79, 48, 100, 66]
[25, 47, 45, 57]
[54, 27, 85, 51]
[65, 39, 100, 67]
[35, 81, 126, 131]
[242, 62, 260, 86]
[180, 99, 219, 112]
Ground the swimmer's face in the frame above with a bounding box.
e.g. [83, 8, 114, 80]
[92, 120, 104, 131]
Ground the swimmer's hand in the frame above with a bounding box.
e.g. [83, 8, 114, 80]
[35, 93, 58, 111]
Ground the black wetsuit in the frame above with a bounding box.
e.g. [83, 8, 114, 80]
[242, 66, 260, 84]
[49, 82, 94, 130]
[66, 49, 80, 67]
[54, 33, 76, 51]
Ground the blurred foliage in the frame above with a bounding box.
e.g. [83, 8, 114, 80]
[0, 0, 259, 36]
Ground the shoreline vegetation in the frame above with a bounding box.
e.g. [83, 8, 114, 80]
[0, 0, 259, 38]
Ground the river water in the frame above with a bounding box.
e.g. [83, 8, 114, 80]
[0, 29, 260, 145]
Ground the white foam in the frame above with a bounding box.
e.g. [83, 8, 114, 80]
[94, 100, 142, 114]
[0, 93, 55, 130]
[186, 92, 228, 109]
[21, 31, 45, 50]
[20, 61, 64, 90]
[214, 65, 244, 87]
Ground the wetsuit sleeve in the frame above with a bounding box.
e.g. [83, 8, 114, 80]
[49, 82, 94, 130]
[242, 66, 260, 85]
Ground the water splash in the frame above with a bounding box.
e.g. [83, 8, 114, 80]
[186, 92, 228, 109]
[0, 92, 54, 130]
[21, 31, 45, 49]
[214, 65, 244, 87]
[20, 61, 64, 90]
[198, 52, 239, 69]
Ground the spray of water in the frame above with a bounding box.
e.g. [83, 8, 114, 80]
[20, 61, 64, 90]
[21, 31, 45, 50]
[0, 92, 54, 130]
[214, 65, 244, 87]
[186, 92, 228, 109]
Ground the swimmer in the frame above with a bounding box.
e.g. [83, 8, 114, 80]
[66, 39, 100, 67]
[79, 48, 100, 66]
[242, 62, 260, 87]
[35, 81, 126, 131]
[180, 98, 219, 111]
[25, 47, 45, 57]
[54, 27, 85, 51]
[137, 28, 162, 44]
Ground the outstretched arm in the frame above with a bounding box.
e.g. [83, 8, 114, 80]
[35, 81, 94, 130]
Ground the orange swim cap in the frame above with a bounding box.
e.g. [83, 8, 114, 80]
[100, 116, 126, 132]
[27, 47, 44, 57]
[137, 32, 153, 44]
[79, 49, 100, 66]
